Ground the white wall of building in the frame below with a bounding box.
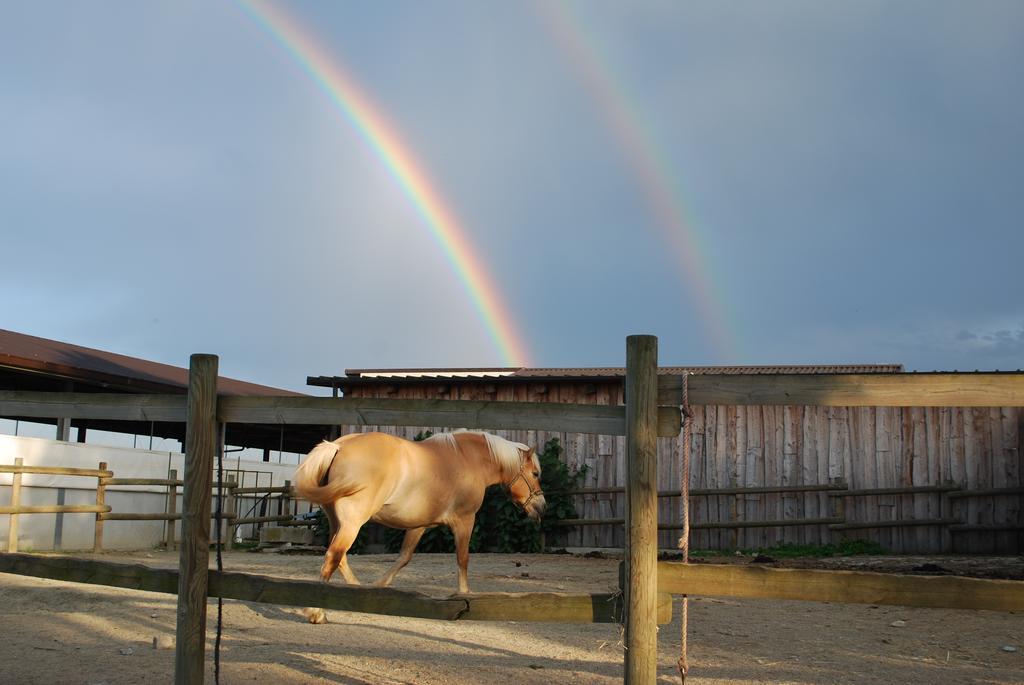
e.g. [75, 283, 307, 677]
[0, 434, 308, 551]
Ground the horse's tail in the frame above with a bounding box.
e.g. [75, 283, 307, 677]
[293, 437, 364, 505]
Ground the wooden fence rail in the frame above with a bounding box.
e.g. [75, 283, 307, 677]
[639, 561, 1024, 612]
[0, 390, 682, 437]
[686, 372, 1024, 406]
[550, 480, 1019, 547]
[0, 552, 673, 624]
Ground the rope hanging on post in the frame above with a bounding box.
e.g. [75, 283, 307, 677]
[214, 424, 225, 685]
[677, 373, 693, 681]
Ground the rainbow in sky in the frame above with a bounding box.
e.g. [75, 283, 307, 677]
[536, 3, 740, 361]
[237, 0, 530, 367]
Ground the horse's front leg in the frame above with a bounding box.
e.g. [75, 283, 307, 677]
[449, 515, 475, 594]
[376, 526, 426, 587]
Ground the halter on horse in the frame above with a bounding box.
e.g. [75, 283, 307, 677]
[293, 430, 545, 617]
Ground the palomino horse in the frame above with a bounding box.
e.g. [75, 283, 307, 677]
[293, 430, 545, 603]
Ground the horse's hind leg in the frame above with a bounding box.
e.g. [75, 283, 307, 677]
[375, 527, 426, 587]
[307, 516, 364, 623]
[320, 519, 363, 584]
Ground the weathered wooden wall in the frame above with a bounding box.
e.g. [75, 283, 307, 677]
[341, 382, 1022, 554]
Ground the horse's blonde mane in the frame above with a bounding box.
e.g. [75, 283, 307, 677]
[426, 430, 536, 477]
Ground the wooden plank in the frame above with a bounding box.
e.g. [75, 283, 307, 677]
[166, 469, 177, 550]
[963, 408, 980, 553]
[854, 407, 874, 544]
[653, 561, 1024, 611]
[456, 591, 672, 624]
[691, 405, 707, 551]
[874, 406, 893, 551]
[213, 571, 467, 621]
[0, 553, 462, 620]
[219, 396, 682, 437]
[656, 374, 684, 406]
[1018, 408, 1024, 552]
[230, 485, 294, 495]
[100, 512, 182, 521]
[7, 458, 22, 552]
[0, 391, 185, 421]
[734, 406, 747, 547]
[0, 465, 115, 478]
[994, 407, 1014, 552]
[0, 390, 684, 436]
[804, 407, 823, 546]
[746, 406, 765, 548]
[836, 484, 960, 497]
[624, 335, 659, 685]
[927, 408, 942, 551]
[977, 408, 995, 552]
[767, 406, 784, 546]
[950, 407, 967, 552]
[917, 405, 933, 548]
[103, 478, 182, 487]
[829, 519, 960, 531]
[716, 406, 731, 548]
[948, 486, 1024, 498]
[938, 407, 953, 552]
[0, 553, 661, 624]
[550, 517, 844, 530]
[782, 406, 800, 546]
[176, 354, 218, 685]
[704, 403, 720, 548]
[688, 373, 1024, 407]
[0, 504, 111, 515]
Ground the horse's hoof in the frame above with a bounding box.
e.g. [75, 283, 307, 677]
[303, 607, 327, 624]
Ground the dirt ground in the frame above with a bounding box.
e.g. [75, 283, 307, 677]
[0, 550, 1021, 684]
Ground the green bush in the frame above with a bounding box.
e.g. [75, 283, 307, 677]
[743, 539, 888, 558]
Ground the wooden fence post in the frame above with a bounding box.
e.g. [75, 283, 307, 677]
[175, 354, 218, 685]
[8, 457, 23, 552]
[223, 475, 237, 550]
[93, 462, 107, 552]
[624, 335, 659, 684]
[165, 469, 177, 550]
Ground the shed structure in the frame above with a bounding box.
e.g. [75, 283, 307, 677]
[310, 365, 1022, 554]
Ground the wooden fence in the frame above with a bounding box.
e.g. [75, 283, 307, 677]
[1, 461, 300, 553]
[1, 344, 1024, 684]
[547, 478, 1023, 551]
[325, 404, 1022, 554]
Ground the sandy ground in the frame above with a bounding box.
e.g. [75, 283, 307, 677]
[0, 550, 1021, 684]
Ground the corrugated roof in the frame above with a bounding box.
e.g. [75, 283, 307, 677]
[509, 365, 906, 377]
[312, 363, 905, 387]
[0, 328, 304, 396]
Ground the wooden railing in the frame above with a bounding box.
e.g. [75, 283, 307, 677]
[549, 481, 1024, 538]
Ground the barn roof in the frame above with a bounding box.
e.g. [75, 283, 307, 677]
[0, 329, 328, 453]
[309, 363, 906, 389]
[0, 328, 304, 396]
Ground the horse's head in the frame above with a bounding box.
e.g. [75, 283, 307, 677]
[506, 447, 546, 521]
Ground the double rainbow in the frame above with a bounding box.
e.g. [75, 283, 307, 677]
[238, 1, 530, 367]
[536, 4, 739, 361]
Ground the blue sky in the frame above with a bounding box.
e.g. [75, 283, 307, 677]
[2, 1, 1022, 392]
